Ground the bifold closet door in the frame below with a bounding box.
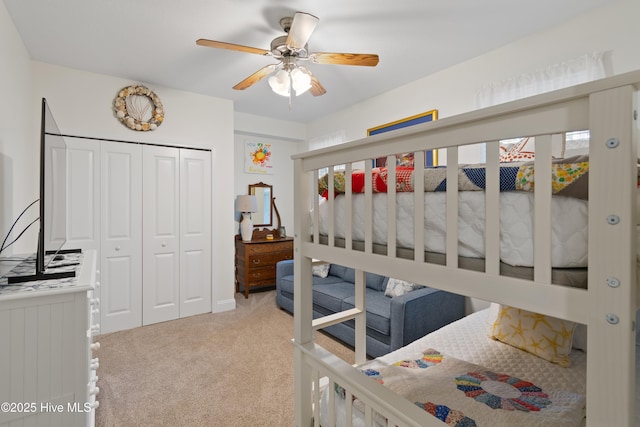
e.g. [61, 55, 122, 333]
[63, 139, 100, 255]
[100, 141, 143, 334]
[142, 145, 180, 325]
[142, 146, 212, 324]
[43, 134, 69, 249]
[179, 149, 212, 317]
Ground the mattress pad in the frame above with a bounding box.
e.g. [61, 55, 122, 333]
[317, 192, 588, 268]
[321, 309, 587, 427]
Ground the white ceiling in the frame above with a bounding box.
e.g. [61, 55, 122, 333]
[4, 0, 614, 124]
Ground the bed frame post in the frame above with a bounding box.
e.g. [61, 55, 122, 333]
[354, 269, 367, 365]
[293, 157, 314, 427]
[586, 84, 637, 426]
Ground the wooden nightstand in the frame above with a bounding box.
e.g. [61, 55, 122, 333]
[235, 235, 294, 298]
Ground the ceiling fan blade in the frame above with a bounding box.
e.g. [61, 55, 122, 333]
[309, 75, 326, 97]
[311, 52, 379, 67]
[233, 64, 278, 90]
[302, 69, 326, 97]
[286, 12, 319, 49]
[196, 39, 270, 56]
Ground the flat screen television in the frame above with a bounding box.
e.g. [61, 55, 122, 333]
[8, 98, 79, 284]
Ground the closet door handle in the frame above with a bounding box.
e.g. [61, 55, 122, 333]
[115, 246, 121, 252]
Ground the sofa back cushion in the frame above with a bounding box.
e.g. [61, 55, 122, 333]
[329, 264, 387, 292]
[328, 264, 349, 280]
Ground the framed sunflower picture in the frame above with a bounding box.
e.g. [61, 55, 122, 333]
[368, 110, 438, 167]
[245, 141, 274, 174]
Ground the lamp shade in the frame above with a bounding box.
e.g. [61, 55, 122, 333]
[235, 195, 257, 213]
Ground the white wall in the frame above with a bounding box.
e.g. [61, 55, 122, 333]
[307, 0, 640, 149]
[4, 0, 639, 313]
[233, 134, 299, 238]
[0, 1, 36, 255]
[233, 112, 306, 239]
[1, 0, 239, 312]
[28, 61, 237, 313]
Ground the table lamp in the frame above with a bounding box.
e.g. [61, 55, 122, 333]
[235, 195, 258, 241]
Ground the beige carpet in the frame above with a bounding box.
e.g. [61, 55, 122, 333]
[95, 289, 355, 427]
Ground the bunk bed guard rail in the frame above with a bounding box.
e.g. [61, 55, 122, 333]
[292, 70, 640, 427]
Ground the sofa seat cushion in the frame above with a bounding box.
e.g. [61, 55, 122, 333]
[313, 283, 355, 312]
[341, 289, 391, 336]
[278, 274, 346, 299]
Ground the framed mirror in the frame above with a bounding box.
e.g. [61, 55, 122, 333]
[248, 182, 273, 227]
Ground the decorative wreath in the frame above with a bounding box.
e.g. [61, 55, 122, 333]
[113, 85, 164, 131]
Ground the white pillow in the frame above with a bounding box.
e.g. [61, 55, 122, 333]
[572, 324, 587, 352]
[384, 278, 424, 298]
[312, 264, 330, 278]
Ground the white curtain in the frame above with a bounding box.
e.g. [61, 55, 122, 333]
[476, 52, 606, 108]
[476, 52, 606, 160]
[308, 130, 346, 151]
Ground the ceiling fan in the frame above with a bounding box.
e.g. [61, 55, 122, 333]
[196, 12, 379, 98]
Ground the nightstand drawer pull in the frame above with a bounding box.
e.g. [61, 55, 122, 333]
[252, 259, 261, 265]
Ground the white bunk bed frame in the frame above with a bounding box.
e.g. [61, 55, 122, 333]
[291, 70, 640, 427]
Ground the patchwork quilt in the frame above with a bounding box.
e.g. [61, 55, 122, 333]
[318, 155, 589, 200]
[335, 348, 586, 427]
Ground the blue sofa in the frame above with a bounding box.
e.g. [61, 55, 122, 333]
[275, 260, 465, 358]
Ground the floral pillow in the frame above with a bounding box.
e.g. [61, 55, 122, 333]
[312, 264, 330, 278]
[499, 137, 535, 162]
[384, 278, 425, 298]
[491, 305, 576, 367]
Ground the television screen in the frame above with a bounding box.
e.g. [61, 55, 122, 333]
[7, 98, 77, 284]
[43, 100, 68, 264]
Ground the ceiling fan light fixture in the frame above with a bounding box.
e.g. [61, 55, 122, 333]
[290, 67, 312, 96]
[268, 69, 291, 97]
[198, 11, 379, 99]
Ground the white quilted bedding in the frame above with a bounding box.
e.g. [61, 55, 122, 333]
[317, 192, 589, 268]
[320, 308, 587, 427]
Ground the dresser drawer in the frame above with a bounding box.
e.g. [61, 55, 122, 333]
[247, 251, 293, 268]
[246, 241, 292, 255]
[245, 266, 276, 281]
[235, 236, 293, 298]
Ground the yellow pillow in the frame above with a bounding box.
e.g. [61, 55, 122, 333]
[490, 305, 576, 367]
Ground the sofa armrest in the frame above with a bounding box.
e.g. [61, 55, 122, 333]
[389, 287, 465, 351]
[276, 259, 294, 289]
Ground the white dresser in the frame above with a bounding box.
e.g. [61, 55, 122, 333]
[0, 250, 99, 427]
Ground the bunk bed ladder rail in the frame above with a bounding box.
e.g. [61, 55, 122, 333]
[585, 83, 637, 426]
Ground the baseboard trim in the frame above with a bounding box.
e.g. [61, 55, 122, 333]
[213, 298, 236, 313]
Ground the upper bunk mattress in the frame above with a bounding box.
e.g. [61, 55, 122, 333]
[317, 191, 588, 268]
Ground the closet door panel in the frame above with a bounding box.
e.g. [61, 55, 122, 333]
[143, 145, 180, 325]
[43, 138, 67, 248]
[179, 149, 212, 317]
[64, 139, 100, 251]
[100, 142, 142, 333]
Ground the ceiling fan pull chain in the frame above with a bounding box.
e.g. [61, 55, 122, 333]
[288, 73, 293, 110]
